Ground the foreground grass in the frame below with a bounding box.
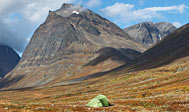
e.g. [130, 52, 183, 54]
[0, 58, 188, 112]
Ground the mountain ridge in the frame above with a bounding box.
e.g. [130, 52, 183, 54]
[124, 22, 176, 47]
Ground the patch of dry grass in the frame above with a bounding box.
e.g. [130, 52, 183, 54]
[0, 57, 188, 112]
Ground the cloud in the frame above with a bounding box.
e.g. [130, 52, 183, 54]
[87, 0, 102, 8]
[0, 0, 75, 54]
[22, 0, 76, 23]
[101, 3, 188, 26]
[172, 22, 182, 28]
[142, 4, 187, 13]
[101, 3, 134, 17]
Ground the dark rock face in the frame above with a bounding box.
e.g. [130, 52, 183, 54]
[1, 4, 145, 89]
[0, 44, 20, 78]
[124, 22, 176, 47]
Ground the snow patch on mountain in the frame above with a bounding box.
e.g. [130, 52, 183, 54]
[72, 10, 79, 14]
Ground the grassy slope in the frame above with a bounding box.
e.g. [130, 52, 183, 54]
[0, 56, 188, 112]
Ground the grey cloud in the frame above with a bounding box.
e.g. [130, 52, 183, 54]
[0, 19, 30, 53]
[0, 0, 75, 54]
[87, 0, 102, 8]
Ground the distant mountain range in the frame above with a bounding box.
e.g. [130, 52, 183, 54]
[124, 22, 176, 47]
[0, 44, 20, 78]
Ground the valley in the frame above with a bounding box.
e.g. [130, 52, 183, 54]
[0, 55, 188, 112]
[0, 2, 188, 112]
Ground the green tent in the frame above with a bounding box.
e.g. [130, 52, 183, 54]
[87, 95, 110, 107]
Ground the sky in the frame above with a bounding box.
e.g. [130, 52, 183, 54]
[0, 0, 188, 56]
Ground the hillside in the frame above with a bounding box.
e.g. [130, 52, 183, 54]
[121, 23, 189, 72]
[0, 46, 188, 112]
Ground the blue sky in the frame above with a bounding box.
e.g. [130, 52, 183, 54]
[0, 0, 188, 55]
[89, 0, 189, 28]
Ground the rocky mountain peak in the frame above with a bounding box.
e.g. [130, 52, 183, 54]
[1, 3, 144, 89]
[60, 3, 73, 9]
[55, 3, 86, 17]
[124, 22, 176, 47]
[21, 4, 144, 67]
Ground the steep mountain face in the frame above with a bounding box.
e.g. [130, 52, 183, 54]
[121, 23, 189, 71]
[124, 22, 176, 47]
[0, 44, 20, 78]
[1, 4, 144, 89]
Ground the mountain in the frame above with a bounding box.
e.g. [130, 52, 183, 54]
[0, 44, 20, 78]
[124, 22, 177, 47]
[0, 4, 145, 89]
[121, 23, 189, 71]
[0, 24, 188, 112]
